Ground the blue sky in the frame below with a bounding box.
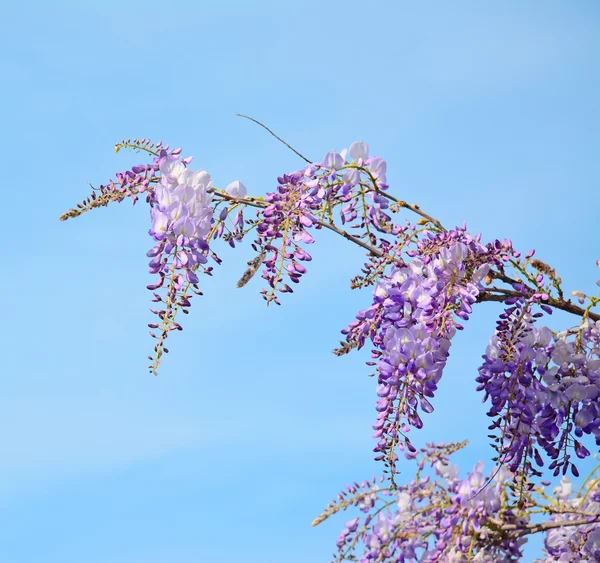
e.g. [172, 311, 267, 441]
[1, 1, 599, 561]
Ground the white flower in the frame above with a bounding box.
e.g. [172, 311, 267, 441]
[226, 180, 247, 198]
[184, 169, 212, 191]
[554, 476, 572, 498]
[167, 201, 188, 222]
[150, 208, 169, 237]
[435, 460, 459, 481]
[159, 155, 186, 184]
[369, 157, 387, 184]
[348, 141, 369, 162]
[154, 182, 176, 210]
[397, 491, 411, 511]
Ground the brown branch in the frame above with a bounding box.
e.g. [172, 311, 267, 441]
[214, 190, 599, 323]
[478, 291, 600, 322]
[480, 276, 600, 322]
[212, 190, 266, 211]
[213, 190, 383, 258]
[491, 513, 600, 538]
[376, 188, 445, 231]
[316, 221, 383, 257]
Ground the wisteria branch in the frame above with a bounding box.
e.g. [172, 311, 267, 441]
[494, 513, 600, 538]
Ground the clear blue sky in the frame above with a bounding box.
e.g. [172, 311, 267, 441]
[1, 1, 599, 561]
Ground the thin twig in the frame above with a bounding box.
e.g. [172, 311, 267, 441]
[237, 114, 446, 230]
[387, 195, 445, 231]
[235, 114, 311, 163]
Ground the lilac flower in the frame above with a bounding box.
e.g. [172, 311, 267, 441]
[348, 141, 369, 164]
[322, 150, 345, 170]
[226, 180, 247, 198]
[368, 156, 387, 187]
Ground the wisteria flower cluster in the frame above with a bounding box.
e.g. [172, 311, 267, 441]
[335, 229, 535, 477]
[316, 441, 600, 562]
[324, 443, 509, 561]
[60, 131, 600, 562]
[477, 304, 600, 483]
[534, 475, 600, 562]
[241, 141, 393, 304]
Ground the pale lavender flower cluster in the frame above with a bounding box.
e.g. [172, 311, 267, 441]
[149, 152, 213, 244]
[541, 321, 600, 468]
[329, 443, 527, 562]
[143, 149, 248, 371]
[534, 476, 600, 562]
[142, 150, 218, 371]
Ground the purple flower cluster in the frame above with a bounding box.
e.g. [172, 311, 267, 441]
[250, 142, 391, 303]
[477, 292, 600, 479]
[100, 162, 156, 206]
[253, 169, 319, 304]
[59, 157, 159, 224]
[322, 440, 600, 562]
[326, 442, 528, 562]
[534, 476, 600, 562]
[99, 140, 185, 209]
[542, 321, 600, 465]
[340, 228, 513, 472]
